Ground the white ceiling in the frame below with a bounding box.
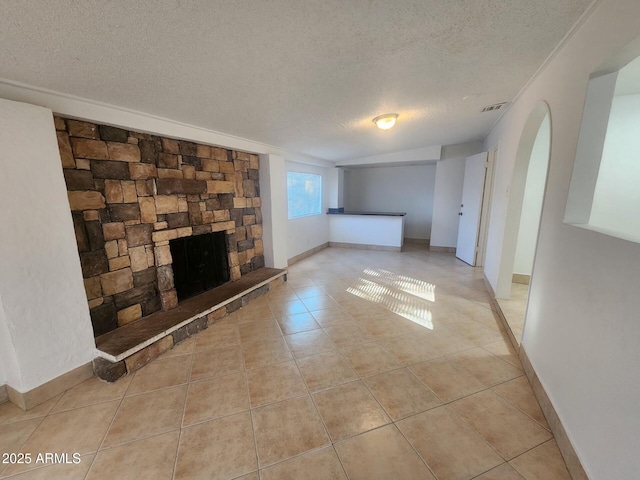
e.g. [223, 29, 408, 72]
[0, 0, 593, 162]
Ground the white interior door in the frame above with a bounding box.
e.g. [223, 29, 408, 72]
[456, 152, 488, 266]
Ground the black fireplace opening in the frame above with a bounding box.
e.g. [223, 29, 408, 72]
[169, 232, 230, 301]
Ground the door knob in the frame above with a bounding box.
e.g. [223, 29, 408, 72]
[458, 212, 463, 216]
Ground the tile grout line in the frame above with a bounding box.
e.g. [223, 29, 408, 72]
[0, 386, 71, 479]
[83, 364, 139, 480]
[246, 406, 261, 475]
[170, 343, 197, 480]
[0, 415, 48, 479]
[252, 320, 331, 473]
[392, 420, 442, 480]
[490, 384, 553, 433]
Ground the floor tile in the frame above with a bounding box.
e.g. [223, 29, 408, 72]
[450, 390, 552, 460]
[342, 302, 389, 320]
[463, 304, 506, 330]
[260, 446, 347, 480]
[358, 315, 411, 339]
[251, 395, 330, 467]
[277, 312, 321, 334]
[285, 330, 337, 358]
[409, 357, 486, 402]
[312, 381, 390, 441]
[292, 285, 327, 299]
[492, 377, 549, 429]
[334, 424, 436, 480]
[301, 295, 340, 312]
[3, 401, 119, 476]
[363, 368, 441, 420]
[102, 386, 186, 448]
[0, 418, 43, 457]
[509, 440, 572, 479]
[234, 473, 259, 480]
[448, 347, 523, 387]
[183, 372, 249, 426]
[246, 360, 307, 407]
[174, 412, 257, 480]
[195, 322, 241, 351]
[310, 308, 356, 328]
[242, 337, 293, 370]
[474, 463, 525, 479]
[297, 351, 359, 392]
[190, 345, 244, 381]
[323, 323, 376, 348]
[397, 406, 503, 480]
[437, 325, 482, 352]
[269, 299, 308, 317]
[381, 333, 442, 365]
[0, 395, 59, 426]
[87, 431, 178, 480]
[236, 303, 275, 324]
[482, 339, 522, 369]
[445, 318, 505, 346]
[284, 277, 316, 288]
[238, 317, 283, 344]
[341, 343, 402, 377]
[8, 454, 94, 480]
[162, 336, 196, 358]
[265, 289, 299, 304]
[54, 378, 132, 416]
[127, 353, 191, 395]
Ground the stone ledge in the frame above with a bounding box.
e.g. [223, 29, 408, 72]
[94, 268, 286, 381]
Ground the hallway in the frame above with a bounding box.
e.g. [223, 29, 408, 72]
[0, 246, 570, 479]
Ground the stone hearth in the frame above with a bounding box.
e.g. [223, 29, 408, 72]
[93, 268, 286, 382]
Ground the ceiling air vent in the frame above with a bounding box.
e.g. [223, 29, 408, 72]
[481, 102, 507, 113]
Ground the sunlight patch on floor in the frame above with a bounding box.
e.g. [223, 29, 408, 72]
[346, 273, 436, 330]
[362, 268, 436, 302]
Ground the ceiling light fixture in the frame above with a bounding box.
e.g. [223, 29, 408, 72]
[372, 113, 399, 130]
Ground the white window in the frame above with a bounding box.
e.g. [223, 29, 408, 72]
[287, 171, 322, 219]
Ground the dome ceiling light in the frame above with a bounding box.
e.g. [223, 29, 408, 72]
[372, 113, 399, 130]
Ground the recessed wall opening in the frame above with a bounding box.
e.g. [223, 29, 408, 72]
[169, 232, 230, 302]
[565, 40, 640, 243]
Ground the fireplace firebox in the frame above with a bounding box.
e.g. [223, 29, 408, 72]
[169, 232, 230, 301]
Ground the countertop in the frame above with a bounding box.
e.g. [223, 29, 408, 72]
[326, 210, 406, 216]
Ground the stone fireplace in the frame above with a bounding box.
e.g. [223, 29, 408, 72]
[170, 231, 230, 301]
[54, 116, 265, 338]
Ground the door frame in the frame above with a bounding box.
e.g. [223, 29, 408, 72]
[456, 152, 489, 266]
[475, 148, 496, 268]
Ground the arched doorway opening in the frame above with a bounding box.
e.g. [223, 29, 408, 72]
[495, 102, 551, 344]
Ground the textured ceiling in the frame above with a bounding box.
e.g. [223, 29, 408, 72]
[0, 0, 593, 162]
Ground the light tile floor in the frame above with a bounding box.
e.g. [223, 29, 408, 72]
[496, 283, 529, 344]
[0, 246, 572, 480]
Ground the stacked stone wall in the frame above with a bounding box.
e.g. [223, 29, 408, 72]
[54, 116, 264, 336]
